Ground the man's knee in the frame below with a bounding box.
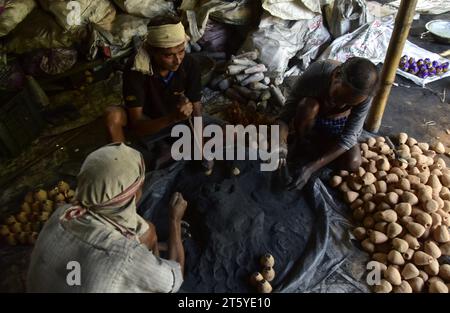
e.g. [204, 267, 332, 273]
[347, 155, 362, 172]
[105, 106, 127, 128]
[338, 145, 361, 172]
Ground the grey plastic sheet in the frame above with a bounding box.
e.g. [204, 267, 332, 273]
[138, 160, 371, 293]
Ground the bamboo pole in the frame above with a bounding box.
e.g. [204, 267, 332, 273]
[365, 0, 418, 133]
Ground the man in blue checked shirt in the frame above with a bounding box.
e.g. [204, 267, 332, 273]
[276, 57, 380, 190]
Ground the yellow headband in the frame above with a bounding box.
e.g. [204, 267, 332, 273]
[145, 22, 186, 48]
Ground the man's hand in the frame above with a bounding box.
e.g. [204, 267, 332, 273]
[270, 142, 288, 169]
[173, 100, 193, 122]
[172, 93, 193, 122]
[169, 192, 187, 222]
[287, 164, 314, 191]
[278, 142, 288, 169]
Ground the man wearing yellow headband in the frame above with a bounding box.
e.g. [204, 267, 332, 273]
[105, 16, 203, 168]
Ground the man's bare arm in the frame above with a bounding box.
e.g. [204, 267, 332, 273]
[167, 192, 187, 275]
[193, 101, 202, 117]
[127, 103, 192, 137]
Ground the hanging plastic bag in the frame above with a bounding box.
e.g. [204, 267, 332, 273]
[109, 14, 149, 47]
[240, 13, 330, 83]
[329, 0, 369, 38]
[38, 0, 116, 32]
[6, 9, 77, 54]
[40, 48, 78, 75]
[0, 0, 36, 37]
[319, 19, 393, 65]
[184, 0, 245, 43]
[261, 0, 321, 20]
[112, 0, 174, 19]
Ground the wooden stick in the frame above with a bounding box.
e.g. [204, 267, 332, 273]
[365, 0, 418, 133]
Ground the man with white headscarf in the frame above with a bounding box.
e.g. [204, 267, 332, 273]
[105, 15, 212, 171]
[27, 143, 187, 293]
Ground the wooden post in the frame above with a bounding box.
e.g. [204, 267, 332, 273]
[365, 0, 418, 133]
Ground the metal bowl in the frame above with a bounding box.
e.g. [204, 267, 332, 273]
[425, 19, 450, 44]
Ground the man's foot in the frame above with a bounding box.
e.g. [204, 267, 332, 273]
[231, 166, 240, 176]
[203, 159, 214, 176]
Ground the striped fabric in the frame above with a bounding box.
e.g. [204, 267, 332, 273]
[27, 206, 183, 293]
[314, 116, 348, 136]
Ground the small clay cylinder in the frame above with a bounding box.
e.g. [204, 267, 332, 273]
[352, 227, 366, 241]
[439, 242, 450, 256]
[429, 281, 448, 293]
[377, 210, 397, 223]
[424, 240, 441, 259]
[384, 266, 402, 286]
[392, 238, 409, 253]
[262, 267, 275, 282]
[260, 253, 275, 268]
[372, 253, 388, 264]
[432, 225, 450, 243]
[361, 239, 375, 253]
[406, 137, 417, 147]
[374, 222, 387, 233]
[376, 158, 391, 172]
[424, 258, 439, 276]
[394, 203, 412, 216]
[387, 222, 403, 239]
[387, 250, 405, 265]
[401, 263, 419, 280]
[329, 175, 342, 188]
[402, 192, 418, 205]
[398, 133, 408, 145]
[415, 212, 432, 228]
[344, 191, 359, 203]
[408, 277, 424, 293]
[374, 181, 388, 193]
[385, 192, 399, 206]
[402, 248, 414, 261]
[423, 199, 439, 213]
[393, 280, 412, 293]
[363, 216, 375, 229]
[257, 279, 272, 293]
[374, 279, 392, 293]
[386, 173, 399, 184]
[250, 272, 264, 286]
[413, 251, 433, 266]
[438, 264, 450, 282]
[406, 222, 426, 238]
[368, 230, 389, 244]
[403, 234, 420, 250]
[417, 142, 429, 151]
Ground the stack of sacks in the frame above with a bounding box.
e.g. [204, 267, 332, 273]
[38, 0, 116, 32]
[0, 0, 36, 37]
[112, 0, 174, 19]
[209, 50, 286, 111]
[5, 9, 77, 54]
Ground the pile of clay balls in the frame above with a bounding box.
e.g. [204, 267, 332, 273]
[399, 56, 449, 79]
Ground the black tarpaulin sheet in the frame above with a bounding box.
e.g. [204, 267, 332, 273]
[138, 160, 371, 293]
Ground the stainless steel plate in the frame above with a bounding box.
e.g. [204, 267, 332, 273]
[426, 19, 450, 44]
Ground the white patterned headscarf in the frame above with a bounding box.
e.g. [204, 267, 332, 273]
[132, 22, 187, 76]
[60, 143, 148, 242]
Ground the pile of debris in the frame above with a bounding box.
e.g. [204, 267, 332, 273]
[209, 50, 286, 111]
